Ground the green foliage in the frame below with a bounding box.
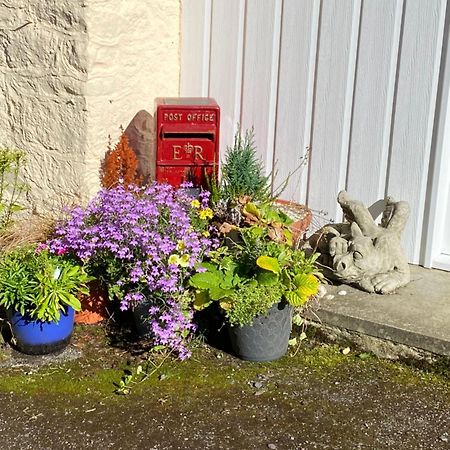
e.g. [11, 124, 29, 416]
[0, 148, 28, 230]
[193, 145, 321, 325]
[0, 245, 92, 322]
[256, 255, 280, 273]
[204, 169, 221, 206]
[243, 201, 293, 227]
[223, 282, 283, 327]
[190, 249, 241, 310]
[115, 364, 144, 395]
[217, 198, 294, 246]
[280, 250, 321, 307]
[190, 248, 284, 327]
[189, 225, 321, 326]
[220, 128, 271, 202]
[114, 349, 173, 395]
[284, 273, 320, 307]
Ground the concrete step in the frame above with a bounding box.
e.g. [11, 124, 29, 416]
[309, 265, 450, 358]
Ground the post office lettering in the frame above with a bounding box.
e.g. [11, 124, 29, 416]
[164, 112, 183, 121]
[187, 113, 215, 122]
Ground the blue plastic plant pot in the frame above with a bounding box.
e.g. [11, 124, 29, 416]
[8, 307, 75, 355]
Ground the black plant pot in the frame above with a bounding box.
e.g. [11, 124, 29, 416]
[132, 302, 152, 337]
[194, 303, 231, 352]
[228, 301, 292, 362]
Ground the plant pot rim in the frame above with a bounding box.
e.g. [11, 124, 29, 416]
[274, 199, 312, 240]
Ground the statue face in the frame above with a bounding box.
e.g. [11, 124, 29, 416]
[332, 237, 380, 281]
[329, 223, 383, 282]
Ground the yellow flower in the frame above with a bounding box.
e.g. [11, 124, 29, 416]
[202, 230, 210, 237]
[168, 254, 180, 265]
[191, 199, 201, 209]
[198, 208, 213, 220]
[176, 240, 186, 251]
[179, 254, 190, 267]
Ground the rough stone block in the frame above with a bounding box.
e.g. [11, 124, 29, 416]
[0, 0, 179, 210]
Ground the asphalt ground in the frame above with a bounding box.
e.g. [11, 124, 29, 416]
[0, 324, 449, 450]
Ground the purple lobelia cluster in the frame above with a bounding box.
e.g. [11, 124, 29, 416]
[148, 296, 197, 360]
[48, 182, 215, 358]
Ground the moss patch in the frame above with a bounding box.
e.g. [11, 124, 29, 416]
[0, 325, 449, 403]
[1, 325, 450, 450]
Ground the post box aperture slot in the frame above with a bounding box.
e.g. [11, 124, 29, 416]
[160, 131, 215, 141]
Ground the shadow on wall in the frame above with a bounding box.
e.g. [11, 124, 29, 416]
[123, 110, 156, 183]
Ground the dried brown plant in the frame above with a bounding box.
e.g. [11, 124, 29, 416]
[0, 214, 56, 254]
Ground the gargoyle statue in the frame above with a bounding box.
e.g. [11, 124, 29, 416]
[308, 191, 410, 294]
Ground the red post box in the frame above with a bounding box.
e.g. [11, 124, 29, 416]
[155, 97, 220, 188]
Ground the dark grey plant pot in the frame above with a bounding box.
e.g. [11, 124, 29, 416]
[132, 302, 152, 337]
[228, 301, 292, 362]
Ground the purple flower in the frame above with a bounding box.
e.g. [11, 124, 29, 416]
[46, 182, 215, 360]
[147, 297, 196, 360]
[35, 243, 49, 254]
[47, 182, 216, 310]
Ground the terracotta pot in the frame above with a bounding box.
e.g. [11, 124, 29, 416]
[275, 199, 312, 242]
[75, 281, 109, 325]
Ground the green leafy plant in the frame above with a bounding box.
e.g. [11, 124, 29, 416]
[241, 200, 294, 244]
[221, 281, 284, 327]
[190, 251, 283, 327]
[0, 148, 28, 230]
[220, 127, 271, 203]
[114, 348, 173, 395]
[0, 244, 92, 322]
[115, 364, 144, 395]
[189, 226, 321, 326]
[192, 126, 319, 329]
[204, 168, 221, 206]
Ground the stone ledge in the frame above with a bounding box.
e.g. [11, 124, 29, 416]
[306, 321, 446, 364]
[308, 265, 450, 358]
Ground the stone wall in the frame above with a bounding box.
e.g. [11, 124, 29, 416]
[0, 0, 180, 209]
[84, 0, 180, 197]
[0, 0, 89, 211]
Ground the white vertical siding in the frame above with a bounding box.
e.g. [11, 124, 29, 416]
[273, 0, 320, 203]
[442, 193, 450, 255]
[386, 0, 446, 264]
[308, 0, 362, 223]
[346, 0, 404, 204]
[180, 0, 449, 267]
[240, 0, 282, 173]
[208, 0, 245, 162]
[423, 10, 450, 271]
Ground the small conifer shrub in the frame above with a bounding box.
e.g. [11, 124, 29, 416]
[220, 127, 271, 202]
